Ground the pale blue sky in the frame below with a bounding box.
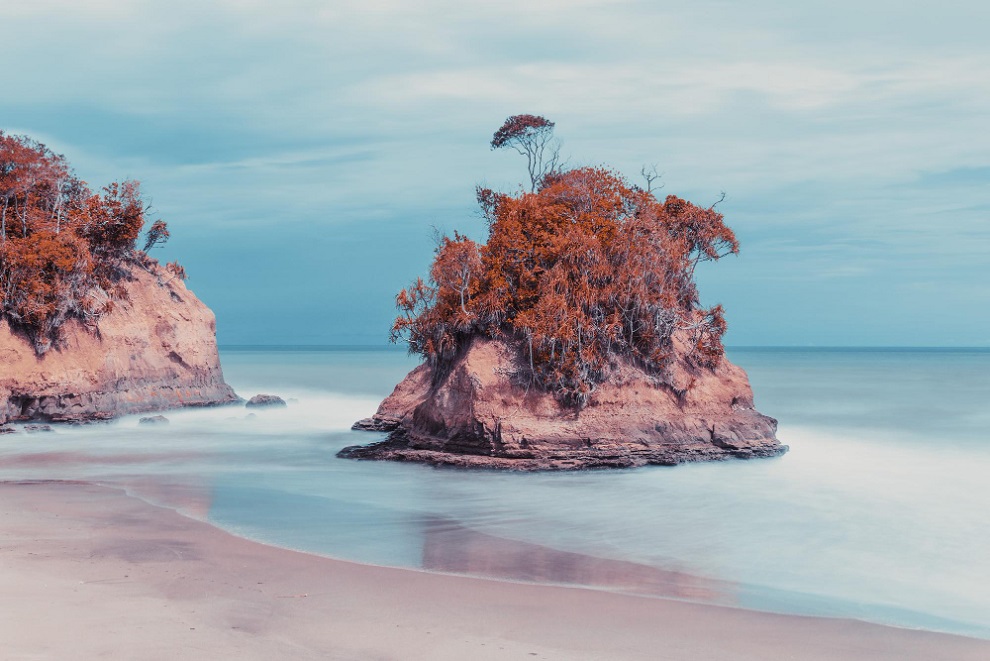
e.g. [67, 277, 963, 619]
[3, 1, 987, 346]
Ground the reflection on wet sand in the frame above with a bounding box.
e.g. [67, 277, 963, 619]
[420, 517, 736, 605]
[0, 450, 210, 468]
[125, 478, 215, 522]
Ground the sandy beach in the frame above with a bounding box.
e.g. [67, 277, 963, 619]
[1, 481, 986, 660]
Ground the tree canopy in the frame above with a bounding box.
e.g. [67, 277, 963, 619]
[393, 118, 738, 407]
[0, 132, 173, 353]
[490, 114, 561, 192]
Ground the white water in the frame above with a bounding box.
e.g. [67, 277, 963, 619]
[1, 348, 988, 638]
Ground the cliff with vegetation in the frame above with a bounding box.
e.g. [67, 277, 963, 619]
[0, 132, 235, 425]
[343, 115, 785, 469]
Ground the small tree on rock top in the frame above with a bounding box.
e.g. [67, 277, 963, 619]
[490, 114, 561, 192]
[142, 219, 170, 253]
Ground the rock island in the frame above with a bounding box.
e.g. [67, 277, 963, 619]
[0, 132, 235, 426]
[343, 116, 785, 469]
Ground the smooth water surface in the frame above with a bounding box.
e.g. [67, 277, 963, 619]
[1, 347, 988, 638]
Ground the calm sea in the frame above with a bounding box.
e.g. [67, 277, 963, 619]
[2, 347, 988, 638]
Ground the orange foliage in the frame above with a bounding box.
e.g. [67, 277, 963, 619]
[391, 233, 482, 369]
[165, 260, 187, 282]
[143, 219, 170, 252]
[0, 131, 173, 353]
[393, 129, 739, 407]
[79, 180, 147, 260]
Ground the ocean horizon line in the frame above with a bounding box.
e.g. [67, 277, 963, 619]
[217, 344, 990, 352]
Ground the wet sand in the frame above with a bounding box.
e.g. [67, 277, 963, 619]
[1, 481, 987, 661]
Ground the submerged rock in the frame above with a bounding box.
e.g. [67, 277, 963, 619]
[342, 336, 786, 471]
[139, 415, 170, 425]
[23, 424, 54, 433]
[245, 394, 287, 408]
[0, 265, 238, 426]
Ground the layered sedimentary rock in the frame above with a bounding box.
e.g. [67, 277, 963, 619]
[0, 265, 237, 424]
[343, 336, 785, 470]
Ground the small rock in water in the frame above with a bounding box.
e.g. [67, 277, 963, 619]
[245, 394, 287, 408]
[0, 425, 16, 434]
[23, 424, 54, 433]
[139, 415, 170, 425]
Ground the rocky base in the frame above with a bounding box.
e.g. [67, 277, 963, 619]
[340, 336, 787, 471]
[339, 423, 785, 471]
[1, 263, 237, 426]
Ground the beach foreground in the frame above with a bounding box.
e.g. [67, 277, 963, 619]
[1, 481, 986, 661]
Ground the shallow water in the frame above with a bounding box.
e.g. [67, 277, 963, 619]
[1, 347, 988, 638]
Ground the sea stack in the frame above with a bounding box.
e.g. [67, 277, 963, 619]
[0, 131, 236, 425]
[341, 115, 785, 470]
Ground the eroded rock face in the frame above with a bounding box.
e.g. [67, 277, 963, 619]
[342, 336, 786, 470]
[0, 265, 237, 425]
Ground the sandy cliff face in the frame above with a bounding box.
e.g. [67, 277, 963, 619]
[344, 336, 785, 470]
[0, 265, 237, 424]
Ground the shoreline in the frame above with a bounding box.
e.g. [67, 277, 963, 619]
[2, 480, 987, 660]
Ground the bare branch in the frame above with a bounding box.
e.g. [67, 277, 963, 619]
[640, 164, 664, 194]
[709, 191, 726, 211]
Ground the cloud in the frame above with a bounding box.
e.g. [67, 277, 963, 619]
[1, 0, 987, 345]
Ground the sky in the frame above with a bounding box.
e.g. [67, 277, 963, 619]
[2, 0, 987, 346]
